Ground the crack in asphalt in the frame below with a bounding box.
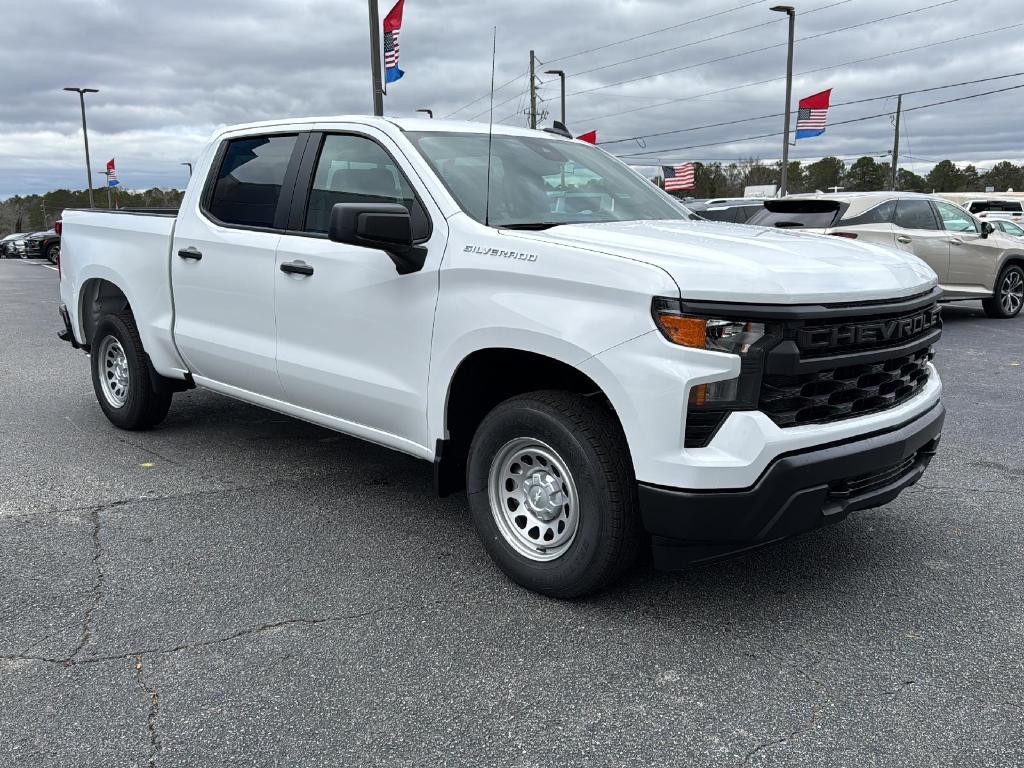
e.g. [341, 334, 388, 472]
[134, 655, 161, 768]
[739, 705, 823, 765]
[66, 508, 105, 662]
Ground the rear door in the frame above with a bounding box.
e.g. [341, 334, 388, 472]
[892, 198, 949, 281]
[934, 200, 1000, 295]
[171, 132, 306, 397]
[272, 128, 446, 450]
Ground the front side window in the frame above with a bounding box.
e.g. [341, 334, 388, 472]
[406, 131, 688, 228]
[304, 134, 428, 239]
[934, 201, 979, 233]
[999, 221, 1024, 236]
[208, 135, 298, 228]
[894, 199, 939, 231]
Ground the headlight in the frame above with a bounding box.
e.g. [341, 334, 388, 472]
[651, 297, 768, 406]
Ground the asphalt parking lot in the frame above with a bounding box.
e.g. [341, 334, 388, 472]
[1, 257, 1021, 767]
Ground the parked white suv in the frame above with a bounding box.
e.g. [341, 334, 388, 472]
[57, 117, 945, 597]
[747, 192, 1024, 318]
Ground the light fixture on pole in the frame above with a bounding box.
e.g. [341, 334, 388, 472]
[63, 87, 99, 208]
[544, 70, 566, 125]
[416, 109, 433, 118]
[181, 162, 193, 177]
[770, 6, 795, 197]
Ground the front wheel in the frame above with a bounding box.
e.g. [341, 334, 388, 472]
[46, 243, 60, 264]
[983, 264, 1024, 319]
[90, 313, 172, 430]
[466, 391, 641, 598]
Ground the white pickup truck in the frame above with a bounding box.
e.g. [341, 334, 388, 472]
[58, 116, 945, 597]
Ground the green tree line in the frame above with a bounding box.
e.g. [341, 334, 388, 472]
[0, 187, 185, 238]
[667, 157, 1024, 199]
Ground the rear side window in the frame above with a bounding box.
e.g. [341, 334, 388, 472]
[207, 135, 298, 228]
[304, 134, 429, 239]
[840, 200, 896, 226]
[746, 200, 841, 229]
[894, 199, 939, 230]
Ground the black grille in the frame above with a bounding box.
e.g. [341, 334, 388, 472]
[760, 346, 933, 428]
[829, 453, 918, 498]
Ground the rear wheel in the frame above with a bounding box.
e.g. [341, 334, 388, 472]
[983, 264, 1024, 318]
[466, 391, 641, 598]
[90, 313, 172, 429]
[46, 243, 60, 264]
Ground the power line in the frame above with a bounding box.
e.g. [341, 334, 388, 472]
[566, 0, 960, 99]
[444, 70, 528, 118]
[543, 0, 768, 66]
[574, 21, 1024, 124]
[567, 0, 852, 81]
[616, 82, 1024, 158]
[598, 72, 1024, 146]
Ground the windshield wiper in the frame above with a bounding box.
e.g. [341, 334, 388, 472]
[500, 222, 566, 231]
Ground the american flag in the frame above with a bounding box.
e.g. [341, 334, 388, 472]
[106, 158, 119, 187]
[795, 89, 832, 140]
[662, 163, 695, 192]
[383, 0, 405, 84]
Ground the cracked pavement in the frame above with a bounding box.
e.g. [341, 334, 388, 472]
[1, 258, 1022, 766]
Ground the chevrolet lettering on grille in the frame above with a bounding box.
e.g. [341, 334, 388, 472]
[796, 306, 941, 351]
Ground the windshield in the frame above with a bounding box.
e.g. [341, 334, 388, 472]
[406, 131, 689, 228]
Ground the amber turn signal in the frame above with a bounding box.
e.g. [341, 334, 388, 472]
[654, 315, 707, 348]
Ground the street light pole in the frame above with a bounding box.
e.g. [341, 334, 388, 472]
[64, 87, 99, 208]
[181, 162, 193, 177]
[545, 70, 566, 124]
[416, 109, 433, 118]
[770, 6, 796, 197]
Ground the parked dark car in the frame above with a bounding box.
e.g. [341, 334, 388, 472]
[687, 198, 767, 223]
[24, 229, 61, 262]
[0, 232, 30, 258]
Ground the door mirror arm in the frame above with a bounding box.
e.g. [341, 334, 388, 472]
[328, 203, 427, 274]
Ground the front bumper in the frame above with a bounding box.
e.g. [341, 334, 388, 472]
[641, 401, 944, 569]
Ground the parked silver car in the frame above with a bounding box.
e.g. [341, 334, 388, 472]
[747, 192, 1024, 318]
[989, 217, 1024, 239]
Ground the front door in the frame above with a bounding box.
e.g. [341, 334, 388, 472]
[892, 198, 949, 281]
[172, 132, 303, 398]
[273, 129, 446, 451]
[933, 200, 999, 296]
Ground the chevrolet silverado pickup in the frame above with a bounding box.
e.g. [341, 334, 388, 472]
[58, 116, 945, 597]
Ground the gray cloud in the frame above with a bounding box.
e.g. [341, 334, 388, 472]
[1, 0, 1022, 196]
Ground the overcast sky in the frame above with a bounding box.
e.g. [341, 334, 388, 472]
[1, 0, 1022, 197]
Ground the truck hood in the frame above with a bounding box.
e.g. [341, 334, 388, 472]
[516, 220, 937, 303]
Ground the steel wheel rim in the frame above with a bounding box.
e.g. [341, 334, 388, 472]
[1000, 270, 1023, 314]
[487, 437, 580, 562]
[97, 335, 130, 408]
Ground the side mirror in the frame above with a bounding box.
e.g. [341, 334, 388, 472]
[980, 221, 994, 238]
[328, 203, 427, 274]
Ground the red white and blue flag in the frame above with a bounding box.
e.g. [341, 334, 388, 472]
[106, 158, 119, 187]
[795, 89, 832, 140]
[662, 163, 695, 192]
[383, 0, 405, 84]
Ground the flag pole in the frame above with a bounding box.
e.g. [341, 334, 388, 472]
[771, 6, 796, 197]
[368, 0, 385, 116]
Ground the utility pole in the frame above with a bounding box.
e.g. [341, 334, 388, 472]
[63, 87, 99, 208]
[890, 94, 902, 191]
[529, 50, 537, 129]
[367, 0, 384, 116]
[771, 6, 796, 197]
[545, 69, 566, 124]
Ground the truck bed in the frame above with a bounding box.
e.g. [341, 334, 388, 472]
[59, 208, 189, 379]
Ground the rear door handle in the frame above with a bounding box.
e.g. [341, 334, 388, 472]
[177, 247, 202, 261]
[896, 235, 912, 244]
[280, 261, 314, 276]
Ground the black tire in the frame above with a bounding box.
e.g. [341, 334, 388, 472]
[982, 263, 1024, 319]
[46, 244, 59, 264]
[466, 391, 641, 599]
[90, 313, 172, 430]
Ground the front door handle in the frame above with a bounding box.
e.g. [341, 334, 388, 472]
[949, 238, 963, 245]
[280, 261, 314, 276]
[896, 235, 912, 244]
[177, 247, 202, 261]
